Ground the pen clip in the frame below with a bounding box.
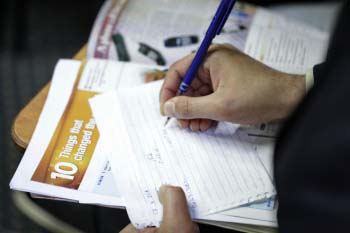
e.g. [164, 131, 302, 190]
[216, 0, 236, 35]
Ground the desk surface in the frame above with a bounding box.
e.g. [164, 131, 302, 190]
[11, 47, 87, 150]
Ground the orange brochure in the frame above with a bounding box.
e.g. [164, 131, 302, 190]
[10, 58, 163, 206]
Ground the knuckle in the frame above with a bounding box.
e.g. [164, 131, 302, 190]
[169, 62, 178, 71]
[175, 98, 192, 118]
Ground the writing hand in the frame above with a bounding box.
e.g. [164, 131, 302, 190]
[159, 44, 305, 131]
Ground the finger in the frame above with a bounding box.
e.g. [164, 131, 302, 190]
[120, 224, 158, 233]
[197, 84, 212, 96]
[189, 76, 204, 91]
[199, 119, 214, 131]
[189, 119, 200, 132]
[158, 185, 197, 233]
[177, 119, 190, 129]
[207, 43, 238, 54]
[159, 69, 182, 116]
[163, 94, 219, 120]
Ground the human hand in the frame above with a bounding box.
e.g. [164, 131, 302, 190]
[120, 185, 199, 233]
[159, 44, 305, 131]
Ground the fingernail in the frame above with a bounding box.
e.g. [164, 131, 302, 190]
[159, 185, 171, 196]
[164, 101, 175, 117]
[158, 185, 171, 203]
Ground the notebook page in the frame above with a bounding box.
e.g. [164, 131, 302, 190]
[90, 81, 275, 228]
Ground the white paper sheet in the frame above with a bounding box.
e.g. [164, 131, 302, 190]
[218, 141, 277, 225]
[90, 81, 276, 228]
[244, 9, 329, 74]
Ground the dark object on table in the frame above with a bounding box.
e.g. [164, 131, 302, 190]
[164, 35, 199, 47]
[112, 33, 131, 62]
[138, 43, 166, 65]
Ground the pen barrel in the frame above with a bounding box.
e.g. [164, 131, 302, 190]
[180, 35, 213, 93]
[179, 0, 236, 94]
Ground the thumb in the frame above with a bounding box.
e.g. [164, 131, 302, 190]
[163, 94, 218, 120]
[158, 185, 199, 233]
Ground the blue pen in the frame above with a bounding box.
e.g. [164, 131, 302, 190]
[164, 0, 236, 126]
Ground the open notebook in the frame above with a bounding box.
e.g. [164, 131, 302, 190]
[90, 81, 276, 228]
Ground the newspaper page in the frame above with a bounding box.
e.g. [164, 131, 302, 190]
[88, 0, 328, 73]
[87, 0, 129, 59]
[87, 0, 256, 65]
[10, 59, 163, 206]
[244, 9, 329, 74]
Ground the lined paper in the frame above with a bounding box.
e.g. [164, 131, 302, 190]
[90, 81, 275, 228]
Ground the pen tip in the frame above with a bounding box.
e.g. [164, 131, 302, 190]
[164, 117, 171, 127]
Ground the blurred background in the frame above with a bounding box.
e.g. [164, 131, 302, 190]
[0, 0, 340, 232]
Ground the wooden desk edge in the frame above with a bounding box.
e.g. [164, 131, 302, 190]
[11, 46, 87, 150]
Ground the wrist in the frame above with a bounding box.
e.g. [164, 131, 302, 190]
[278, 73, 306, 120]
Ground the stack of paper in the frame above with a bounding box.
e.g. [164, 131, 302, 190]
[10, 1, 331, 232]
[89, 80, 276, 228]
[10, 58, 278, 230]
